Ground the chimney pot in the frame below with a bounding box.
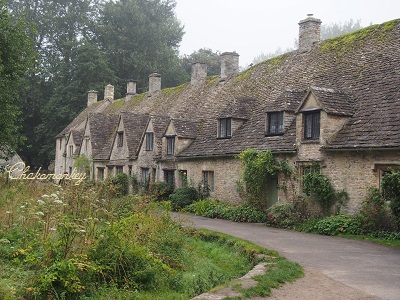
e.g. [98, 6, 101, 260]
[87, 90, 98, 107]
[104, 84, 114, 101]
[191, 62, 208, 85]
[298, 14, 322, 53]
[220, 52, 239, 80]
[148, 73, 161, 95]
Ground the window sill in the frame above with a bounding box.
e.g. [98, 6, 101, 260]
[301, 139, 320, 144]
[264, 132, 284, 137]
[217, 136, 232, 140]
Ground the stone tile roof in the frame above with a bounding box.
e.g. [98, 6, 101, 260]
[120, 112, 149, 158]
[265, 90, 305, 112]
[88, 113, 119, 160]
[172, 119, 199, 138]
[151, 115, 170, 157]
[219, 97, 254, 119]
[59, 19, 400, 156]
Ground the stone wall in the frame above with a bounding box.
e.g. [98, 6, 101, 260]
[177, 156, 244, 205]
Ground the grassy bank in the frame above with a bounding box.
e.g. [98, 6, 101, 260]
[0, 177, 302, 299]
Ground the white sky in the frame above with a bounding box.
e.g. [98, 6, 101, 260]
[175, 0, 400, 67]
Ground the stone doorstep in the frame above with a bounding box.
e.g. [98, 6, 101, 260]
[192, 262, 272, 300]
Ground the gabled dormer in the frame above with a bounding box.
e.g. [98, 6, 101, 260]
[295, 86, 355, 148]
[79, 113, 119, 161]
[265, 90, 305, 137]
[162, 119, 198, 157]
[109, 115, 129, 161]
[218, 97, 253, 139]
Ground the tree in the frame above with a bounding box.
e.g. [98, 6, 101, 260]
[96, 0, 187, 94]
[180, 48, 221, 77]
[0, 0, 36, 159]
[321, 19, 363, 40]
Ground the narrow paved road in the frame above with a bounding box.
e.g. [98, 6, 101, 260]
[172, 213, 400, 300]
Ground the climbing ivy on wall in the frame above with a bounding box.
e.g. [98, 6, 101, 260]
[237, 149, 293, 209]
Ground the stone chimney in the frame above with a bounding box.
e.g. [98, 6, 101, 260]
[220, 52, 239, 80]
[87, 90, 98, 107]
[125, 80, 137, 101]
[191, 62, 208, 85]
[148, 73, 161, 95]
[104, 84, 114, 100]
[298, 14, 322, 53]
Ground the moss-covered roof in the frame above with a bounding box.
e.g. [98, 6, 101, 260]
[59, 19, 400, 158]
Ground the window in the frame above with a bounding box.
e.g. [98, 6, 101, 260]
[166, 136, 175, 155]
[69, 145, 74, 157]
[116, 166, 123, 174]
[59, 139, 62, 150]
[304, 111, 320, 140]
[128, 166, 132, 176]
[69, 167, 72, 175]
[145, 132, 154, 151]
[203, 171, 214, 192]
[164, 170, 175, 188]
[267, 112, 284, 135]
[117, 131, 124, 147]
[97, 167, 105, 181]
[141, 168, 150, 185]
[107, 166, 114, 178]
[219, 118, 231, 138]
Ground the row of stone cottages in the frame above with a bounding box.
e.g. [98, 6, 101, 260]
[54, 15, 400, 212]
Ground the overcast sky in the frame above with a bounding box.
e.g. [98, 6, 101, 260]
[175, 0, 400, 67]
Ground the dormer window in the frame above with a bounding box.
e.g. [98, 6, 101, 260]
[267, 112, 284, 135]
[304, 110, 320, 140]
[117, 131, 124, 147]
[219, 118, 231, 138]
[166, 136, 175, 155]
[145, 132, 154, 151]
[69, 145, 73, 157]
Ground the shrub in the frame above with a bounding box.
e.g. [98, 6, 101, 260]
[312, 214, 362, 236]
[169, 187, 199, 210]
[111, 173, 129, 197]
[184, 200, 267, 223]
[148, 181, 174, 201]
[382, 169, 400, 229]
[266, 202, 301, 228]
[358, 188, 389, 232]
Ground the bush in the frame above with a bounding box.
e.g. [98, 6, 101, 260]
[312, 214, 362, 236]
[358, 188, 389, 232]
[184, 200, 267, 223]
[382, 169, 400, 229]
[266, 202, 301, 228]
[148, 181, 174, 201]
[169, 187, 199, 210]
[111, 173, 129, 197]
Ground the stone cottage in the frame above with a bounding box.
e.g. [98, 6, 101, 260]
[54, 15, 400, 212]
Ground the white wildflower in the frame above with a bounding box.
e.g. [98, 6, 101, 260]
[79, 229, 86, 233]
[37, 199, 46, 205]
[20, 205, 25, 209]
[50, 227, 57, 231]
[35, 211, 45, 216]
[51, 193, 58, 198]
[53, 200, 63, 204]
[6, 211, 10, 214]
[42, 194, 49, 198]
